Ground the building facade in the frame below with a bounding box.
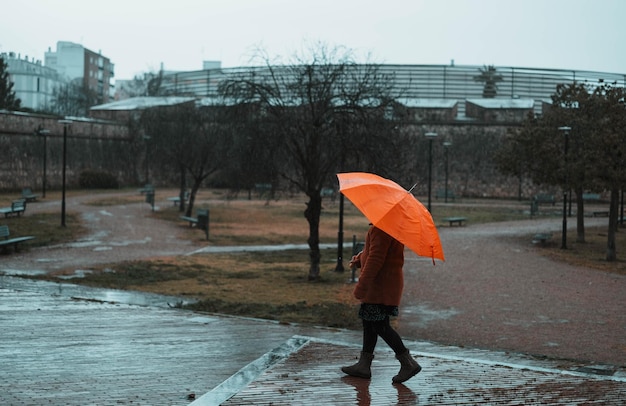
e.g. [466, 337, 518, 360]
[2, 52, 65, 111]
[45, 41, 115, 105]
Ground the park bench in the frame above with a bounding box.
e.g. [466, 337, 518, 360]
[167, 190, 190, 206]
[22, 188, 38, 202]
[442, 216, 467, 226]
[533, 194, 555, 206]
[582, 193, 601, 202]
[254, 183, 272, 198]
[0, 199, 27, 218]
[321, 187, 336, 199]
[0, 225, 35, 253]
[180, 208, 209, 240]
[436, 189, 456, 201]
[592, 211, 609, 217]
[138, 184, 154, 194]
[532, 232, 553, 245]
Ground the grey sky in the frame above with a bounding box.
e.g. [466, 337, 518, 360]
[2, 0, 625, 80]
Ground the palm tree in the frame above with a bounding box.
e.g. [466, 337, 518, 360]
[474, 65, 503, 98]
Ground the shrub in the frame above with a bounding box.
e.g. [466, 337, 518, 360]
[79, 169, 119, 189]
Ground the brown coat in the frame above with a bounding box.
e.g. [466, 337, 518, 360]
[352, 226, 405, 306]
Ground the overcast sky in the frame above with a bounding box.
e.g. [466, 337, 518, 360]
[2, 0, 625, 80]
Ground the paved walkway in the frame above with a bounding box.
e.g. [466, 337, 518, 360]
[1, 191, 626, 404]
[2, 278, 625, 405]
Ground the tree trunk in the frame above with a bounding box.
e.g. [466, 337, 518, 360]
[304, 191, 322, 281]
[178, 187, 187, 213]
[606, 187, 619, 262]
[186, 178, 203, 218]
[575, 186, 585, 243]
[179, 165, 187, 213]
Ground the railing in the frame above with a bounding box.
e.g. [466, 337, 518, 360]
[160, 64, 626, 106]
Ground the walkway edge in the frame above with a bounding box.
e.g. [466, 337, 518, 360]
[190, 336, 310, 405]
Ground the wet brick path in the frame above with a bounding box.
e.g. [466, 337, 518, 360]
[217, 341, 626, 405]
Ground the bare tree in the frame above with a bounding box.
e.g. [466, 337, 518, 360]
[51, 79, 98, 116]
[223, 43, 398, 280]
[141, 101, 233, 215]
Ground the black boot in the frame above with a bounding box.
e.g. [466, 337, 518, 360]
[341, 351, 374, 379]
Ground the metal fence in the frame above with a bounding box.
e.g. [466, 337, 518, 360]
[160, 64, 626, 107]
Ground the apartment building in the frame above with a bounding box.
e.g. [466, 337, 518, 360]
[45, 41, 115, 105]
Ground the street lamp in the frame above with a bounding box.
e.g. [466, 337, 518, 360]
[59, 119, 72, 227]
[558, 126, 571, 249]
[335, 191, 345, 272]
[425, 132, 438, 212]
[443, 141, 452, 203]
[36, 126, 50, 198]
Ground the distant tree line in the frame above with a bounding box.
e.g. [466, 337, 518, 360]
[496, 81, 626, 261]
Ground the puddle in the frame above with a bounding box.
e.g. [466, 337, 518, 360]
[0, 276, 195, 308]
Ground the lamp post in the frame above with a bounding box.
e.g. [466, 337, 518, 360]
[443, 141, 452, 203]
[36, 126, 50, 198]
[425, 132, 438, 212]
[335, 192, 345, 272]
[558, 126, 571, 249]
[59, 119, 72, 227]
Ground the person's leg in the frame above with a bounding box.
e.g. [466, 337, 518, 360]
[362, 319, 379, 353]
[370, 317, 406, 354]
[370, 317, 421, 383]
[342, 319, 377, 378]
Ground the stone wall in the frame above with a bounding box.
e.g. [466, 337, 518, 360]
[0, 111, 139, 191]
[0, 110, 549, 200]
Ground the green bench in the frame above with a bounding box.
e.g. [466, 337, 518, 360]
[442, 216, 467, 226]
[254, 183, 272, 197]
[139, 184, 154, 194]
[582, 193, 601, 202]
[0, 199, 27, 218]
[0, 225, 35, 253]
[436, 189, 456, 201]
[533, 194, 555, 206]
[532, 233, 553, 245]
[22, 188, 38, 202]
[180, 208, 209, 240]
[168, 190, 190, 206]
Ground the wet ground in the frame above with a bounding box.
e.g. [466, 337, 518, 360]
[2, 277, 625, 405]
[1, 191, 626, 404]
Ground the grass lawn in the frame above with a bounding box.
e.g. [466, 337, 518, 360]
[3, 189, 625, 328]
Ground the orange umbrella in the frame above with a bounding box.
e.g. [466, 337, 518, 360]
[337, 172, 444, 263]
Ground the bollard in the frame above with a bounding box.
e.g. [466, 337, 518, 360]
[350, 236, 365, 283]
[197, 208, 209, 240]
[145, 191, 155, 211]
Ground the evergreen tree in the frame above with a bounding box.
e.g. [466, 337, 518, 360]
[0, 57, 21, 110]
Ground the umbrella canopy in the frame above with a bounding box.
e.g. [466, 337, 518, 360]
[337, 172, 444, 262]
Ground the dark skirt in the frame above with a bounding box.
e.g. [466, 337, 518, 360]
[358, 303, 399, 321]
